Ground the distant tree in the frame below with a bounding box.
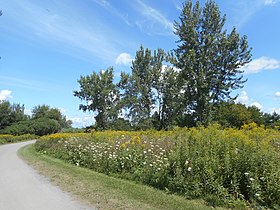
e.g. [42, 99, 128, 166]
[247, 105, 264, 125]
[263, 112, 280, 128]
[30, 118, 61, 136]
[174, 0, 252, 126]
[32, 105, 50, 119]
[214, 102, 253, 128]
[0, 101, 27, 130]
[31, 104, 68, 128]
[74, 67, 119, 130]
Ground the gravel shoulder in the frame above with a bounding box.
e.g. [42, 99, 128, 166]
[0, 141, 95, 210]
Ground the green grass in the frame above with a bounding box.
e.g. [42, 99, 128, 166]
[19, 143, 228, 210]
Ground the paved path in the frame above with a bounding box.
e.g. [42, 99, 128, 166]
[0, 141, 95, 210]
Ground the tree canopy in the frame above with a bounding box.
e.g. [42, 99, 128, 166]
[174, 0, 252, 125]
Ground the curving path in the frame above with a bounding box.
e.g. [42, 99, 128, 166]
[0, 141, 95, 210]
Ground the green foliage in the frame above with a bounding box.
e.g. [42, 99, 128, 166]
[118, 46, 180, 130]
[74, 67, 119, 130]
[32, 105, 70, 128]
[36, 126, 280, 209]
[0, 101, 27, 130]
[0, 134, 37, 144]
[3, 118, 61, 136]
[174, 0, 252, 126]
[31, 118, 61, 136]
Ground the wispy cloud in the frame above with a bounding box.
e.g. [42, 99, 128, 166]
[275, 92, 280, 97]
[135, 0, 174, 35]
[228, 0, 278, 29]
[0, 76, 62, 91]
[241, 56, 280, 74]
[2, 0, 120, 63]
[0, 90, 12, 101]
[91, 0, 131, 26]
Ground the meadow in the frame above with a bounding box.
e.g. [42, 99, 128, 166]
[35, 123, 280, 209]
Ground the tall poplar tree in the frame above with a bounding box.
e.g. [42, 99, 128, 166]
[74, 67, 119, 130]
[174, 0, 252, 125]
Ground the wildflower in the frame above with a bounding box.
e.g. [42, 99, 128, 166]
[235, 148, 239, 154]
[149, 164, 153, 167]
[185, 160, 189, 165]
[249, 178, 254, 181]
[187, 167, 192, 172]
[244, 172, 249, 176]
[255, 193, 260, 197]
[260, 177, 265, 181]
[76, 162, 79, 166]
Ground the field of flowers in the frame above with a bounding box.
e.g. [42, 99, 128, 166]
[0, 134, 37, 144]
[35, 124, 280, 209]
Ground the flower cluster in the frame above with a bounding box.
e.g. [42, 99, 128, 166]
[35, 125, 280, 209]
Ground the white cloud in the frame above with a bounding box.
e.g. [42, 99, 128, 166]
[241, 56, 280, 74]
[115, 53, 133, 66]
[0, 90, 12, 101]
[236, 91, 249, 104]
[67, 115, 95, 128]
[264, 0, 277, 6]
[250, 102, 263, 109]
[275, 92, 280, 97]
[235, 91, 263, 110]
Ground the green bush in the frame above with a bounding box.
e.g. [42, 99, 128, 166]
[35, 125, 280, 209]
[2, 118, 61, 136]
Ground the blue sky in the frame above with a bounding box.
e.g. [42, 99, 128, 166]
[0, 0, 280, 127]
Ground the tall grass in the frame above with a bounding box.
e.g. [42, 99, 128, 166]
[35, 124, 280, 209]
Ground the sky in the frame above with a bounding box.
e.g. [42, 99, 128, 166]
[0, 0, 280, 127]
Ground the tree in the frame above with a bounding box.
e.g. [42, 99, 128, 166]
[119, 46, 181, 130]
[263, 112, 280, 128]
[32, 105, 50, 119]
[213, 102, 253, 128]
[174, 0, 252, 126]
[0, 101, 27, 130]
[73, 67, 119, 130]
[152, 59, 181, 130]
[32, 105, 68, 127]
[119, 46, 155, 129]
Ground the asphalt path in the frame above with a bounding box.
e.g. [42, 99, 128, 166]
[0, 141, 95, 210]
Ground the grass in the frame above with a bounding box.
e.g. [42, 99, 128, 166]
[19, 143, 228, 210]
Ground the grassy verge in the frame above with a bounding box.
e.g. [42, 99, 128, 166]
[19, 144, 227, 210]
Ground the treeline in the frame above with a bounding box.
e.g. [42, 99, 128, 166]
[74, 1, 279, 131]
[74, 65, 280, 130]
[0, 101, 72, 135]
